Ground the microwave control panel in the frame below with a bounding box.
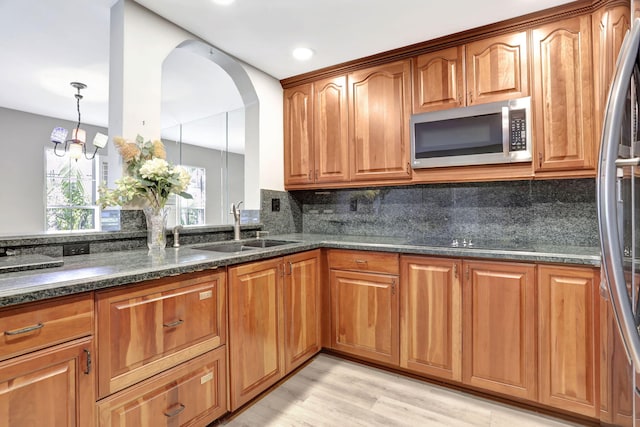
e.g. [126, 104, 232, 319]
[509, 109, 527, 151]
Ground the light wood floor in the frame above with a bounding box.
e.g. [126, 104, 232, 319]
[221, 354, 584, 427]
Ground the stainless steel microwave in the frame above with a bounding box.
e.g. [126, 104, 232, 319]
[410, 96, 532, 168]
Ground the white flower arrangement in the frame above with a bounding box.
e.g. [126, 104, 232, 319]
[98, 135, 192, 210]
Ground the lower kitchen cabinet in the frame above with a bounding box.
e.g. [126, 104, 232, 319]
[538, 265, 599, 418]
[284, 250, 322, 373]
[96, 271, 226, 398]
[329, 250, 400, 365]
[97, 347, 226, 427]
[228, 258, 284, 411]
[600, 299, 634, 426]
[462, 260, 537, 400]
[400, 256, 462, 381]
[228, 251, 321, 411]
[0, 337, 95, 427]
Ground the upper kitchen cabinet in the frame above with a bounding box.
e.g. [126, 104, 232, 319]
[284, 78, 349, 187]
[313, 76, 349, 184]
[284, 83, 314, 186]
[592, 2, 630, 147]
[466, 31, 529, 105]
[531, 15, 596, 176]
[413, 46, 465, 113]
[413, 31, 528, 114]
[349, 60, 412, 181]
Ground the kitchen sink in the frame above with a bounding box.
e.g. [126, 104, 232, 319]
[195, 242, 256, 253]
[194, 239, 298, 253]
[242, 239, 298, 248]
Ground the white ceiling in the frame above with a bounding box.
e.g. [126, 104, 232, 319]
[0, 0, 577, 149]
[137, 0, 578, 80]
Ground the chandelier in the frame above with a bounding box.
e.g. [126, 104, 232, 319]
[50, 82, 107, 161]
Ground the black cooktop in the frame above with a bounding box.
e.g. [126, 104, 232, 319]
[406, 237, 536, 251]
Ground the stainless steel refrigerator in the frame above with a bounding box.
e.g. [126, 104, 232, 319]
[599, 5, 640, 426]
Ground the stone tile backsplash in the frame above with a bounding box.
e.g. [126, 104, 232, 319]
[288, 179, 598, 247]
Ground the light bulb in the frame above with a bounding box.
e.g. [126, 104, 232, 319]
[71, 128, 86, 144]
[69, 143, 83, 160]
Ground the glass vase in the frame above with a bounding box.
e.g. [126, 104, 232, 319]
[143, 206, 168, 250]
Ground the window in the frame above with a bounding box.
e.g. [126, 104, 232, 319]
[178, 165, 206, 225]
[45, 149, 99, 232]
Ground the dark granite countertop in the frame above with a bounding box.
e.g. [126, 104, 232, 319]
[0, 233, 600, 308]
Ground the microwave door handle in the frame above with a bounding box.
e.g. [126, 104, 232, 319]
[501, 106, 510, 157]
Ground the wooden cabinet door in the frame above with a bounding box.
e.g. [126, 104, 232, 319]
[284, 250, 321, 373]
[532, 15, 595, 174]
[601, 296, 634, 426]
[413, 46, 465, 113]
[400, 256, 462, 381]
[330, 269, 399, 365]
[466, 31, 529, 105]
[462, 261, 536, 400]
[349, 60, 412, 181]
[97, 347, 226, 427]
[284, 83, 314, 186]
[314, 76, 349, 183]
[96, 271, 225, 397]
[0, 337, 94, 427]
[538, 265, 599, 417]
[593, 4, 630, 150]
[228, 258, 284, 410]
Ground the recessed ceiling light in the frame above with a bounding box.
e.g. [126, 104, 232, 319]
[212, 0, 235, 5]
[292, 47, 314, 61]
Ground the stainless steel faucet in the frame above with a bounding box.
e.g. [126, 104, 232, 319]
[173, 225, 183, 248]
[231, 201, 243, 240]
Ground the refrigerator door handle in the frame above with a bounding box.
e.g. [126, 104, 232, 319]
[598, 17, 640, 371]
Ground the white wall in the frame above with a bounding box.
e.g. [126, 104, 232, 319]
[244, 65, 284, 197]
[110, 0, 285, 212]
[0, 107, 107, 235]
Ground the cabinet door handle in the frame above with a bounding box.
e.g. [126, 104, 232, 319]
[164, 403, 186, 418]
[84, 348, 92, 375]
[468, 92, 473, 103]
[5, 322, 44, 336]
[465, 265, 470, 281]
[288, 261, 293, 275]
[454, 264, 458, 279]
[538, 152, 543, 168]
[458, 94, 463, 104]
[163, 319, 184, 328]
[315, 170, 319, 181]
[391, 279, 396, 295]
[406, 162, 410, 175]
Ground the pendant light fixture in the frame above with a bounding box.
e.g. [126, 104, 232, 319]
[50, 82, 108, 161]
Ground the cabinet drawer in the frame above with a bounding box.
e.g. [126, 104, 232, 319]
[97, 346, 227, 427]
[0, 293, 93, 362]
[97, 270, 226, 397]
[328, 249, 399, 274]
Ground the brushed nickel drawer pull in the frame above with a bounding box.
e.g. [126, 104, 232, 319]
[164, 403, 185, 418]
[163, 319, 184, 328]
[355, 259, 368, 264]
[5, 322, 44, 336]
